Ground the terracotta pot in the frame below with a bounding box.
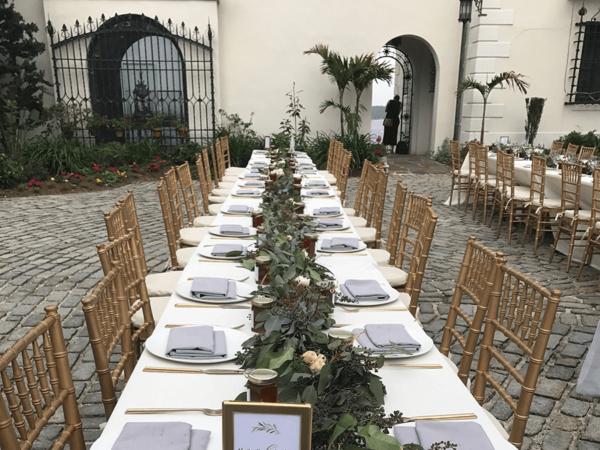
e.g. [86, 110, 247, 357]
[177, 128, 187, 138]
[153, 127, 162, 138]
[114, 127, 124, 138]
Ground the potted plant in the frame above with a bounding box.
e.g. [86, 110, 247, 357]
[84, 110, 106, 137]
[146, 114, 166, 138]
[111, 117, 132, 138]
[171, 118, 188, 138]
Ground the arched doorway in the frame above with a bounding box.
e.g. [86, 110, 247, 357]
[374, 36, 437, 155]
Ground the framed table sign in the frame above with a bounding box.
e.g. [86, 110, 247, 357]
[222, 401, 312, 450]
[500, 136, 510, 145]
[265, 136, 271, 149]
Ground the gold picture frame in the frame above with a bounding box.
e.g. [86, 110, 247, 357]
[500, 136, 510, 145]
[222, 401, 312, 450]
[265, 136, 271, 149]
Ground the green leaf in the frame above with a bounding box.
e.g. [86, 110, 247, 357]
[225, 250, 243, 257]
[283, 264, 297, 281]
[268, 347, 294, 370]
[357, 425, 402, 450]
[264, 315, 283, 336]
[317, 363, 331, 395]
[302, 384, 318, 405]
[234, 391, 247, 401]
[329, 413, 357, 445]
[369, 376, 385, 404]
[242, 259, 255, 271]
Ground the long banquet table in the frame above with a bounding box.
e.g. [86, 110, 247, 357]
[92, 151, 516, 449]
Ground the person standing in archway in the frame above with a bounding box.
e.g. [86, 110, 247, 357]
[383, 94, 402, 153]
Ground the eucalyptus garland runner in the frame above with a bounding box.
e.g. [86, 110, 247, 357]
[235, 148, 411, 450]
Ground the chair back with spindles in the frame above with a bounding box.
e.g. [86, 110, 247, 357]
[0, 306, 85, 450]
[501, 152, 521, 200]
[565, 143, 579, 156]
[386, 180, 408, 267]
[530, 156, 547, 207]
[337, 150, 352, 204]
[157, 178, 180, 269]
[215, 138, 226, 180]
[195, 153, 210, 214]
[371, 167, 389, 244]
[352, 160, 372, 216]
[82, 262, 139, 420]
[560, 162, 583, 212]
[439, 238, 500, 386]
[475, 145, 490, 184]
[202, 149, 214, 192]
[175, 162, 201, 227]
[221, 136, 231, 168]
[396, 192, 433, 269]
[495, 151, 506, 194]
[579, 146, 596, 161]
[330, 141, 342, 181]
[467, 143, 478, 178]
[210, 142, 220, 186]
[473, 259, 562, 449]
[404, 205, 437, 317]
[360, 164, 381, 227]
[591, 167, 600, 226]
[549, 140, 564, 156]
[118, 191, 147, 276]
[450, 140, 462, 174]
[164, 167, 185, 232]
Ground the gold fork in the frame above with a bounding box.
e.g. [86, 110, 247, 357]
[175, 303, 250, 309]
[405, 413, 477, 422]
[143, 367, 246, 375]
[125, 408, 222, 416]
[337, 305, 407, 313]
[165, 323, 245, 329]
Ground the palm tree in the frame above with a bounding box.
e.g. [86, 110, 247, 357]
[349, 54, 394, 118]
[457, 71, 530, 144]
[305, 44, 353, 136]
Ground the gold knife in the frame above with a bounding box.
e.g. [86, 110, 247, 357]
[175, 303, 251, 309]
[143, 366, 246, 375]
[385, 364, 443, 369]
[406, 413, 477, 422]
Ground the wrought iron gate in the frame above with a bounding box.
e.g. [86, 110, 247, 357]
[377, 44, 413, 154]
[46, 13, 216, 147]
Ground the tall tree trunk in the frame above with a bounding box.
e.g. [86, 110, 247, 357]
[339, 89, 345, 137]
[480, 98, 488, 145]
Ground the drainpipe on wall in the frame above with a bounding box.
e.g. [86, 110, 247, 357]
[453, 0, 473, 142]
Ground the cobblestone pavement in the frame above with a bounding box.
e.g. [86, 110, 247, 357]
[0, 157, 599, 449]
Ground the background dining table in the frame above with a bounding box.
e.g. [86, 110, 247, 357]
[92, 150, 516, 449]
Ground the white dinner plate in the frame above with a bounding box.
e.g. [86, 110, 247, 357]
[208, 226, 257, 238]
[198, 245, 251, 260]
[335, 283, 400, 307]
[221, 206, 255, 216]
[317, 241, 368, 253]
[145, 326, 248, 364]
[303, 191, 336, 198]
[185, 265, 251, 282]
[315, 220, 350, 232]
[175, 280, 254, 303]
[339, 323, 434, 359]
[232, 192, 263, 198]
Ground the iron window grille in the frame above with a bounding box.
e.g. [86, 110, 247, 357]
[567, 7, 600, 105]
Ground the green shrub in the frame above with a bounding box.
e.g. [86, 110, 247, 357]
[306, 131, 379, 172]
[0, 153, 24, 188]
[430, 138, 452, 165]
[217, 110, 264, 168]
[21, 136, 93, 175]
[167, 142, 203, 165]
[560, 130, 600, 151]
[271, 132, 291, 149]
[96, 139, 160, 167]
[23, 160, 50, 181]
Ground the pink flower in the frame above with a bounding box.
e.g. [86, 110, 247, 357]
[67, 173, 73, 178]
[133, 168, 138, 172]
[92, 164, 100, 171]
[375, 148, 381, 155]
[35, 181, 40, 186]
[28, 182, 32, 186]
[61, 172, 65, 175]
[376, 136, 381, 143]
[30, 179, 34, 182]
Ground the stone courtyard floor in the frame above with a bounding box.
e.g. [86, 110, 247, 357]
[1, 155, 600, 449]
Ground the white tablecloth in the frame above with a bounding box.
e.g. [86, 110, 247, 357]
[92, 151, 515, 450]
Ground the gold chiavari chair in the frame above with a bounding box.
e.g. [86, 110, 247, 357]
[549, 162, 586, 271]
[522, 156, 562, 253]
[493, 152, 530, 243]
[449, 140, 469, 208]
[157, 179, 197, 270]
[549, 140, 564, 157]
[82, 262, 139, 420]
[221, 136, 245, 176]
[344, 159, 371, 217]
[577, 167, 600, 286]
[355, 167, 389, 249]
[379, 192, 433, 289]
[163, 169, 208, 247]
[472, 145, 496, 222]
[349, 163, 380, 230]
[0, 306, 85, 450]
[203, 149, 229, 204]
[565, 143, 579, 157]
[214, 139, 237, 186]
[488, 151, 506, 227]
[463, 142, 479, 211]
[368, 180, 408, 266]
[317, 139, 337, 186]
[335, 149, 352, 204]
[103, 197, 181, 298]
[473, 260, 562, 448]
[403, 205, 438, 317]
[175, 162, 214, 227]
[579, 146, 596, 162]
[439, 238, 501, 387]
[209, 142, 221, 187]
[195, 152, 213, 215]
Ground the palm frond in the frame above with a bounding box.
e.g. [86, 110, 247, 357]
[456, 78, 486, 98]
[487, 71, 530, 94]
[304, 44, 329, 58]
[319, 99, 350, 115]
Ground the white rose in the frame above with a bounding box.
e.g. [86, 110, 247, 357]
[295, 276, 310, 286]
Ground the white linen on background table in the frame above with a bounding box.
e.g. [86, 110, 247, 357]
[92, 151, 516, 450]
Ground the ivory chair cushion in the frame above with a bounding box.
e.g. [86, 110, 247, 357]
[212, 188, 232, 197]
[145, 271, 182, 297]
[208, 195, 226, 204]
[349, 216, 367, 228]
[319, 171, 337, 185]
[453, 169, 470, 177]
[218, 182, 236, 189]
[357, 227, 376, 243]
[507, 186, 531, 202]
[565, 209, 592, 221]
[176, 247, 197, 268]
[367, 249, 391, 266]
[318, 169, 332, 176]
[483, 409, 509, 439]
[132, 296, 170, 328]
[179, 227, 209, 246]
[532, 197, 562, 208]
[596, 221, 600, 230]
[222, 176, 239, 183]
[194, 216, 216, 227]
[378, 266, 408, 288]
[209, 204, 222, 215]
[344, 208, 356, 216]
[334, 190, 342, 197]
[225, 167, 245, 175]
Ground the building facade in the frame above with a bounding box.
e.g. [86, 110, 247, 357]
[15, 0, 600, 155]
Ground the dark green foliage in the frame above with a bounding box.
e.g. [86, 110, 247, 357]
[306, 131, 379, 172]
[525, 97, 546, 145]
[430, 138, 452, 165]
[216, 110, 264, 167]
[22, 160, 50, 181]
[95, 139, 161, 167]
[560, 130, 600, 151]
[0, 0, 51, 152]
[0, 152, 23, 188]
[271, 132, 291, 150]
[22, 136, 93, 175]
[166, 142, 204, 165]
